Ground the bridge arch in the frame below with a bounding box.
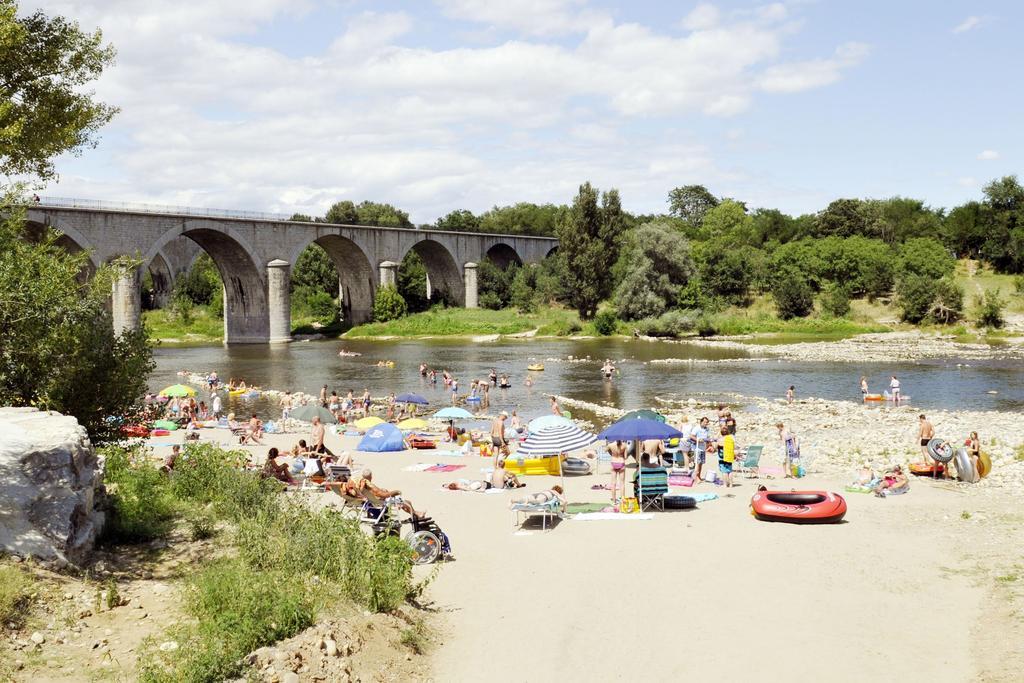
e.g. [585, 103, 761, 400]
[147, 221, 268, 344]
[484, 242, 523, 269]
[288, 233, 376, 326]
[401, 239, 465, 306]
[143, 251, 173, 309]
[23, 216, 100, 279]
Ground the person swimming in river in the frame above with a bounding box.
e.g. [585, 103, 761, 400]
[499, 374, 511, 388]
[601, 359, 616, 379]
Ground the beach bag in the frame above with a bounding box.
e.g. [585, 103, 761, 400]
[620, 497, 639, 514]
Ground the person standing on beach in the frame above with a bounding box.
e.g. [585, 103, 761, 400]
[311, 416, 333, 456]
[608, 440, 627, 503]
[890, 376, 901, 404]
[280, 391, 292, 420]
[550, 396, 561, 416]
[211, 392, 223, 419]
[691, 417, 710, 481]
[718, 426, 736, 487]
[319, 385, 328, 407]
[777, 422, 799, 477]
[786, 386, 795, 404]
[491, 411, 508, 451]
[860, 376, 869, 397]
[917, 414, 934, 461]
[450, 378, 459, 405]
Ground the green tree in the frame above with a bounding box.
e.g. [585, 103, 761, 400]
[895, 275, 963, 324]
[772, 269, 814, 319]
[324, 201, 358, 224]
[509, 265, 539, 312]
[291, 243, 338, 297]
[435, 209, 480, 232]
[815, 198, 870, 238]
[556, 182, 622, 319]
[701, 200, 754, 244]
[667, 185, 718, 229]
[979, 175, 1024, 273]
[372, 285, 407, 322]
[0, 1, 118, 179]
[0, 202, 153, 443]
[478, 203, 567, 236]
[325, 200, 412, 228]
[820, 283, 851, 318]
[477, 258, 517, 309]
[173, 253, 221, 305]
[397, 251, 429, 313]
[697, 240, 753, 304]
[612, 221, 695, 321]
[943, 201, 987, 258]
[898, 237, 955, 280]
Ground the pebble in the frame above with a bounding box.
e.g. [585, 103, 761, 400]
[325, 639, 338, 657]
[30, 632, 45, 645]
[158, 641, 179, 652]
[282, 673, 300, 683]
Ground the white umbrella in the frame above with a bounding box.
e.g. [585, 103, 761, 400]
[514, 423, 596, 485]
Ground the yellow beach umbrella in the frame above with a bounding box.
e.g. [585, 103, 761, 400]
[354, 416, 385, 431]
[397, 418, 428, 430]
[158, 384, 195, 398]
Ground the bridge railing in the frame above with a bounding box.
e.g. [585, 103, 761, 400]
[35, 196, 296, 222]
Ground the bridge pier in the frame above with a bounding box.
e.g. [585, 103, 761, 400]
[463, 262, 478, 309]
[379, 261, 398, 289]
[267, 259, 292, 343]
[111, 265, 142, 335]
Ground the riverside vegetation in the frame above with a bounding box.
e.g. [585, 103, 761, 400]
[99, 443, 428, 682]
[147, 176, 1024, 342]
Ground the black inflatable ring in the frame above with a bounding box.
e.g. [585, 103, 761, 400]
[927, 438, 954, 463]
[664, 495, 697, 510]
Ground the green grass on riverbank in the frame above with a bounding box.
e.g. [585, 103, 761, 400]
[345, 306, 591, 337]
[705, 295, 892, 337]
[143, 308, 223, 343]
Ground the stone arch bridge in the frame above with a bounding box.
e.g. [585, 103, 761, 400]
[26, 200, 558, 344]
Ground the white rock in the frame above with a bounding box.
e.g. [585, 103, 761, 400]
[30, 632, 45, 645]
[158, 641, 178, 652]
[325, 638, 338, 657]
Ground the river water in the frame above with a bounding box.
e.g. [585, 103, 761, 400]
[150, 338, 1024, 421]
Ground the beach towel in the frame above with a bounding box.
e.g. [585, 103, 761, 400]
[668, 475, 694, 487]
[435, 450, 464, 458]
[567, 502, 611, 514]
[572, 513, 655, 521]
[426, 464, 465, 473]
[403, 463, 436, 472]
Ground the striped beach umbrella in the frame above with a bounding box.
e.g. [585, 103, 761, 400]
[516, 423, 596, 458]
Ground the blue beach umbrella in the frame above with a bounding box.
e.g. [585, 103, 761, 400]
[598, 418, 682, 442]
[527, 414, 573, 433]
[397, 393, 429, 405]
[433, 407, 475, 419]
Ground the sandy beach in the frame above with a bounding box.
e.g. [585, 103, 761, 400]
[143, 392, 1024, 683]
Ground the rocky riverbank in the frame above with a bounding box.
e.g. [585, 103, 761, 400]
[669, 331, 1024, 363]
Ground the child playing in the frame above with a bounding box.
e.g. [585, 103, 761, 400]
[718, 426, 736, 487]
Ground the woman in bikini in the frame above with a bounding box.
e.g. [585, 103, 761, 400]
[444, 479, 493, 492]
[608, 440, 627, 503]
[510, 485, 565, 507]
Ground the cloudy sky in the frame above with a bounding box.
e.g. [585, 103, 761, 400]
[28, 1, 1021, 224]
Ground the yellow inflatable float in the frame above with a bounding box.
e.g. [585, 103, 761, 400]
[503, 454, 561, 476]
[527, 364, 544, 371]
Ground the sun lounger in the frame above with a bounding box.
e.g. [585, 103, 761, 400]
[510, 498, 563, 531]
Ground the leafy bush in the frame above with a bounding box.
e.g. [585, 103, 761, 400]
[478, 291, 503, 310]
[169, 443, 278, 522]
[896, 274, 935, 323]
[772, 270, 814, 319]
[372, 285, 408, 322]
[302, 289, 338, 325]
[0, 564, 35, 629]
[100, 446, 176, 543]
[169, 293, 194, 325]
[974, 289, 1006, 328]
[1015, 275, 1024, 295]
[633, 310, 699, 337]
[898, 237, 955, 280]
[173, 254, 221, 306]
[510, 266, 539, 312]
[140, 559, 314, 683]
[593, 309, 618, 335]
[820, 283, 851, 318]
[931, 278, 964, 324]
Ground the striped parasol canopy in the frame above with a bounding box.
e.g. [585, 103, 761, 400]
[515, 423, 596, 458]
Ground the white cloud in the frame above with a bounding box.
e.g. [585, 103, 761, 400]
[952, 16, 983, 34]
[682, 3, 720, 31]
[977, 149, 999, 161]
[25, 1, 869, 221]
[758, 41, 869, 93]
[434, 0, 603, 36]
[957, 177, 977, 187]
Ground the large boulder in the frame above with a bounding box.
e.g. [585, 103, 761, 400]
[0, 407, 104, 566]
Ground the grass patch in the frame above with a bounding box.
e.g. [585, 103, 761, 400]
[142, 307, 223, 343]
[0, 563, 36, 629]
[400, 618, 430, 654]
[996, 572, 1020, 584]
[961, 510, 972, 520]
[709, 311, 889, 336]
[100, 442, 424, 681]
[955, 259, 1024, 316]
[1015, 444, 1024, 463]
[346, 305, 586, 337]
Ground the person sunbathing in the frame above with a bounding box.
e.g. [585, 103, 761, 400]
[874, 465, 909, 497]
[444, 479, 493, 492]
[262, 447, 292, 483]
[510, 485, 565, 508]
[356, 469, 424, 519]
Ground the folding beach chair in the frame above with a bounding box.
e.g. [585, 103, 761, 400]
[633, 467, 669, 511]
[510, 498, 564, 532]
[736, 445, 763, 478]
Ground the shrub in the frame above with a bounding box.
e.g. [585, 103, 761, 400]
[634, 310, 699, 337]
[140, 559, 315, 683]
[820, 283, 851, 318]
[478, 291, 503, 310]
[896, 274, 936, 323]
[509, 267, 537, 312]
[0, 564, 35, 629]
[593, 309, 618, 336]
[772, 270, 814, 319]
[209, 287, 223, 318]
[974, 289, 1006, 328]
[100, 446, 176, 543]
[931, 278, 964, 324]
[898, 237, 955, 280]
[1015, 275, 1024, 296]
[301, 289, 338, 325]
[169, 443, 278, 522]
[372, 285, 408, 322]
[169, 293, 194, 325]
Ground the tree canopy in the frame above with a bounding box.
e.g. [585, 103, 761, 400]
[0, 0, 118, 179]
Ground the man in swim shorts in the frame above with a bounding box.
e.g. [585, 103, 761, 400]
[918, 414, 934, 462]
[491, 411, 508, 450]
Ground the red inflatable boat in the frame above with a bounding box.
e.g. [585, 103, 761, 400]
[750, 490, 847, 524]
